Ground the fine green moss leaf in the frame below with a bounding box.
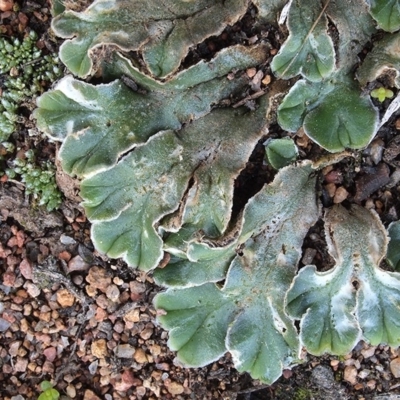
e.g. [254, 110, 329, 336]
[52, 0, 248, 78]
[287, 204, 399, 354]
[366, 0, 400, 32]
[271, 0, 335, 81]
[155, 162, 319, 383]
[264, 137, 298, 169]
[277, 75, 379, 152]
[387, 220, 400, 271]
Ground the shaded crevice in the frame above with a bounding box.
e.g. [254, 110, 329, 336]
[231, 138, 275, 219]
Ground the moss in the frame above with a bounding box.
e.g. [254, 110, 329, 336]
[0, 30, 62, 141]
[6, 150, 62, 211]
[293, 387, 314, 400]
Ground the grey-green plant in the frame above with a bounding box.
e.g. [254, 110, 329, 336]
[0, 31, 62, 141]
[34, 0, 400, 384]
[264, 137, 298, 169]
[6, 150, 62, 211]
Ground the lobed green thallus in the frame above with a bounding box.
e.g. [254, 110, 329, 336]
[33, 0, 400, 384]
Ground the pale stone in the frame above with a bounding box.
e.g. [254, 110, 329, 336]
[330, 359, 340, 367]
[344, 365, 358, 385]
[361, 346, 376, 359]
[136, 387, 146, 396]
[56, 289, 75, 307]
[134, 348, 148, 364]
[358, 369, 371, 379]
[9, 341, 21, 357]
[83, 389, 101, 400]
[333, 186, 348, 204]
[114, 370, 136, 391]
[66, 384, 76, 398]
[139, 327, 153, 340]
[25, 282, 40, 297]
[123, 309, 140, 323]
[246, 67, 257, 78]
[19, 259, 33, 280]
[325, 182, 337, 198]
[0, 317, 11, 332]
[390, 357, 400, 378]
[14, 357, 28, 372]
[91, 339, 108, 359]
[43, 346, 57, 362]
[106, 284, 120, 302]
[167, 381, 184, 395]
[114, 344, 135, 358]
[86, 267, 111, 292]
[67, 255, 89, 272]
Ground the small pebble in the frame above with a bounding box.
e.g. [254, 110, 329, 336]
[134, 348, 148, 364]
[361, 346, 376, 359]
[91, 339, 108, 359]
[325, 182, 337, 198]
[0, 317, 11, 332]
[136, 387, 146, 396]
[344, 365, 358, 385]
[27, 282, 42, 297]
[68, 255, 90, 272]
[114, 344, 135, 358]
[83, 389, 101, 400]
[106, 284, 120, 302]
[60, 234, 76, 245]
[66, 384, 77, 398]
[167, 381, 184, 395]
[0, 0, 13, 12]
[56, 288, 75, 307]
[19, 259, 32, 280]
[370, 139, 384, 164]
[333, 186, 348, 203]
[262, 75, 271, 85]
[390, 357, 400, 378]
[330, 359, 340, 367]
[246, 67, 257, 78]
[301, 248, 317, 265]
[358, 369, 371, 379]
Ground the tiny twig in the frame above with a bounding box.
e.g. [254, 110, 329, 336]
[238, 385, 270, 394]
[232, 89, 267, 108]
[34, 265, 88, 306]
[7, 179, 25, 188]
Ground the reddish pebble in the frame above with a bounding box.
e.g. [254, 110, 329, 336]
[19, 258, 33, 280]
[0, 0, 14, 12]
[43, 347, 57, 362]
